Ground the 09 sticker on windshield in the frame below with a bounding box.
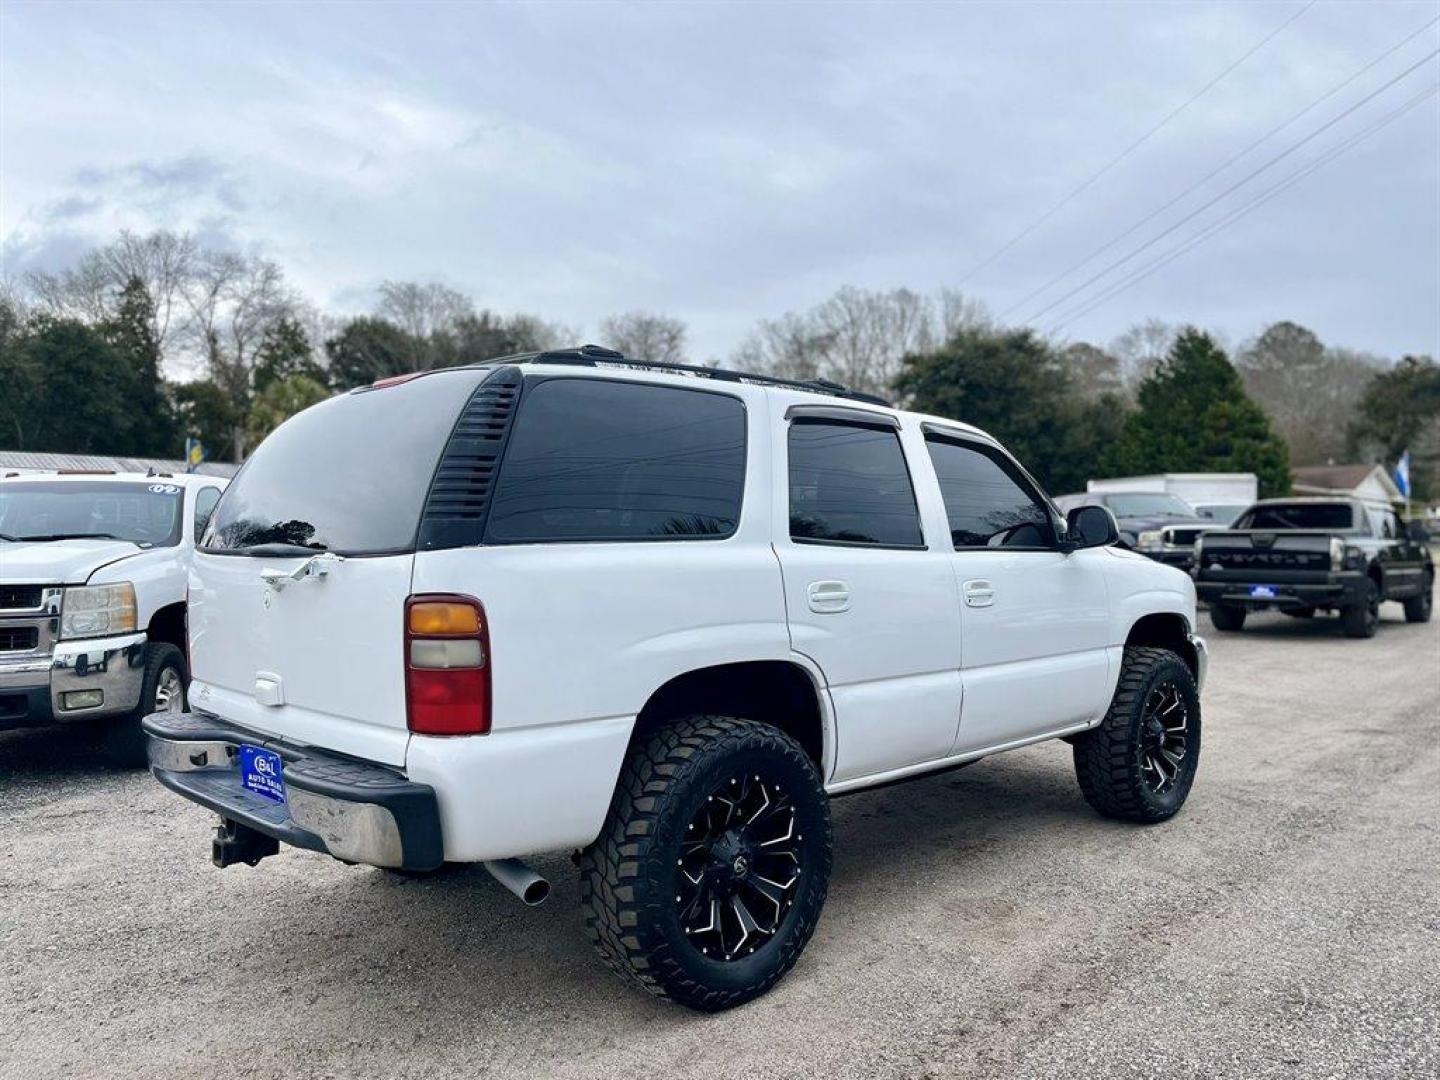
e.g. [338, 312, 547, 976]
[239, 745, 286, 805]
[148, 484, 181, 495]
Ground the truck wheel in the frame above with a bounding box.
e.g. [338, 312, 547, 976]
[1072, 646, 1201, 824]
[1208, 604, 1246, 632]
[105, 643, 186, 767]
[1341, 579, 1380, 638]
[578, 715, 832, 1012]
[1403, 579, 1433, 623]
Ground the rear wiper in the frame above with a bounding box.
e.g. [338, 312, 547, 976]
[0, 532, 19, 542]
[234, 542, 330, 557]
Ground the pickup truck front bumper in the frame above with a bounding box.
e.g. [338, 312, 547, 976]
[0, 631, 148, 729]
[144, 710, 444, 872]
[1195, 572, 1366, 611]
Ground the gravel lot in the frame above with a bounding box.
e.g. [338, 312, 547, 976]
[2, 596, 1437, 1080]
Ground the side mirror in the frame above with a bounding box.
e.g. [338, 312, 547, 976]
[1062, 505, 1120, 551]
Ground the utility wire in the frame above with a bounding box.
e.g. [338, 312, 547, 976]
[1000, 14, 1440, 321]
[1045, 82, 1440, 335]
[955, 0, 1317, 286]
[1019, 47, 1440, 328]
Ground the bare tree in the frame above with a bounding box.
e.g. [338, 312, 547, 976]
[598, 311, 688, 364]
[27, 229, 197, 359]
[732, 286, 975, 397]
[1109, 318, 1177, 388]
[184, 251, 296, 460]
[1059, 341, 1128, 402]
[375, 281, 474, 368]
[1237, 321, 1382, 466]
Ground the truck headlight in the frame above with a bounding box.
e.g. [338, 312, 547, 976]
[1329, 537, 1344, 572]
[1136, 530, 1165, 552]
[60, 582, 137, 640]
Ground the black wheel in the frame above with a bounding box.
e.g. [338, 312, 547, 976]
[105, 643, 186, 767]
[1341, 578, 1380, 638]
[1403, 578, 1433, 623]
[1209, 604, 1246, 632]
[1072, 646, 1201, 824]
[578, 715, 832, 1011]
[1282, 606, 1316, 619]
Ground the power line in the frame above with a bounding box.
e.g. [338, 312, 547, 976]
[999, 14, 1440, 321]
[955, 0, 1317, 287]
[1018, 47, 1440, 328]
[1045, 82, 1440, 335]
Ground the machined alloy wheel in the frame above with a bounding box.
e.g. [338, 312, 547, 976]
[1137, 681, 1189, 795]
[1072, 646, 1201, 823]
[153, 666, 185, 714]
[1342, 579, 1380, 638]
[579, 715, 831, 1011]
[677, 772, 802, 961]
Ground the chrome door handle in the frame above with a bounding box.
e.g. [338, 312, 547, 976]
[260, 553, 342, 591]
[807, 580, 850, 614]
[962, 579, 996, 608]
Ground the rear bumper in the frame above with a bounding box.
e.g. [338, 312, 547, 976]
[144, 710, 443, 872]
[0, 632, 147, 729]
[1195, 574, 1364, 610]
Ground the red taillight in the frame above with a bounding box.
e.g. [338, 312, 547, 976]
[404, 594, 490, 736]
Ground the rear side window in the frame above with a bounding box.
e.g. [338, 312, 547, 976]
[203, 370, 485, 555]
[485, 379, 746, 543]
[788, 420, 923, 548]
[925, 437, 1054, 548]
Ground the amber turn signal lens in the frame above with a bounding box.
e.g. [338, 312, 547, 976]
[408, 602, 481, 636]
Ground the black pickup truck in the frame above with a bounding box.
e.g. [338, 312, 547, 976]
[1194, 498, 1433, 638]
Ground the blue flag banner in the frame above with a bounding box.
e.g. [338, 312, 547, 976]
[1394, 450, 1411, 499]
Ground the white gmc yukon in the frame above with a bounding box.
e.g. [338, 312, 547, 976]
[0, 471, 227, 762]
[145, 346, 1206, 1010]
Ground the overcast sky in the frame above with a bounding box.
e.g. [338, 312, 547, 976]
[2, 1, 1437, 365]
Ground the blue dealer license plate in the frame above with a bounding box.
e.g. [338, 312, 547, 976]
[239, 745, 286, 804]
[1249, 585, 1278, 600]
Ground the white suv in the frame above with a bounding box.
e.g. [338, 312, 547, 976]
[145, 345, 1206, 1010]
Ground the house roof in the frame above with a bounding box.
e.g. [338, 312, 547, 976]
[1292, 463, 1403, 504]
[1292, 464, 1385, 491]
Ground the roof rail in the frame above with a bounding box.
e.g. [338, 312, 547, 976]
[503, 344, 892, 407]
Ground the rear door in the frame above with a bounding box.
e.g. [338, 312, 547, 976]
[771, 398, 962, 784]
[189, 369, 488, 766]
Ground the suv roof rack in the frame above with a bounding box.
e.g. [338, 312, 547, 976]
[499, 344, 891, 407]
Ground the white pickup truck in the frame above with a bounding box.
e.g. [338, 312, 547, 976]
[143, 347, 1206, 1010]
[0, 471, 227, 762]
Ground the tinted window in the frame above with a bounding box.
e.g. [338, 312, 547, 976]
[925, 438, 1053, 548]
[1237, 503, 1356, 530]
[486, 379, 745, 543]
[788, 421, 923, 547]
[0, 481, 183, 547]
[204, 370, 484, 555]
[192, 487, 222, 542]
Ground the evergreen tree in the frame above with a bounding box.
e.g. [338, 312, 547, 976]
[1104, 327, 1291, 497]
[246, 374, 331, 448]
[894, 327, 1126, 495]
[323, 317, 417, 390]
[1347, 354, 1440, 500]
[8, 318, 133, 453]
[253, 316, 325, 393]
[104, 275, 180, 455]
[173, 379, 241, 465]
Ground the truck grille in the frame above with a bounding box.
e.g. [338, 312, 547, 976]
[0, 585, 44, 611]
[1208, 550, 1328, 571]
[1166, 527, 1205, 547]
[0, 626, 39, 652]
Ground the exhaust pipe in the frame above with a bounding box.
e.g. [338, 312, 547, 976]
[483, 858, 550, 906]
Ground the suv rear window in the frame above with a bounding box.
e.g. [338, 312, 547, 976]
[485, 379, 746, 543]
[1236, 503, 1356, 530]
[203, 370, 485, 555]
